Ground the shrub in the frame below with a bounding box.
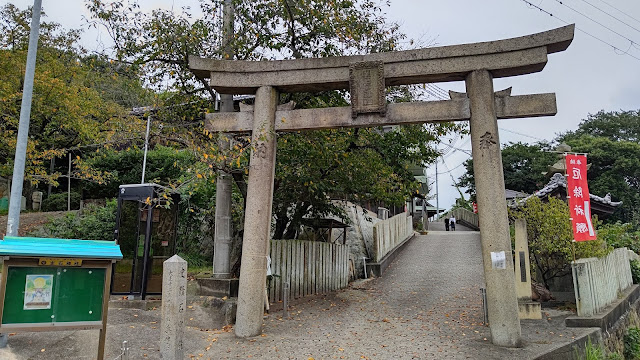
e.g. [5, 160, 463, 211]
[598, 222, 640, 254]
[625, 327, 640, 360]
[31, 199, 116, 240]
[509, 197, 611, 289]
[631, 260, 640, 284]
[583, 336, 604, 360]
[606, 352, 623, 360]
[41, 192, 81, 212]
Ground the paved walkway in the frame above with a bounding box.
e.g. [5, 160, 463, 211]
[427, 220, 475, 232]
[1, 232, 594, 359]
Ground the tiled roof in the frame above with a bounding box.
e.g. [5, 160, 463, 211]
[520, 173, 622, 206]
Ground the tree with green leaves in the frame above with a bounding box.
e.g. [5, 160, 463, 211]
[559, 110, 640, 143]
[85, 0, 459, 242]
[509, 196, 610, 289]
[455, 141, 556, 201]
[0, 4, 148, 191]
[557, 110, 640, 224]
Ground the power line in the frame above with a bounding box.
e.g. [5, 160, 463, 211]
[443, 136, 470, 160]
[520, 0, 640, 61]
[498, 126, 547, 142]
[439, 141, 472, 156]
[551, 0, 640, 46]
[427, 84, 450, 99]
[437, 160, 467, 175]
[578, 0, 640, 35]
[598, 0, 640, 27]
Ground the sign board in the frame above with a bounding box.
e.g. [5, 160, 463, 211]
[0, 236, 122, 360]
[2, 266, 105, 328]
[565, 154, 596, 241]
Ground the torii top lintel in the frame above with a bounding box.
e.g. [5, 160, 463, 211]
[189, 25, 574, 95]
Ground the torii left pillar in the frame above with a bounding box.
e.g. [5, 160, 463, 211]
[235, 86, 279, 337]
[467, 70, 521, 347]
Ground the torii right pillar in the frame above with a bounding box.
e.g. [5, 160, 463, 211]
[466, 69, 521, 347]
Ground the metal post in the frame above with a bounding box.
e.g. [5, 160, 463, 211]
[362, 257, 368, 279]
[435, 160, 439, 220]
[283, 279, 289, 319]
[67, 152, 71, 211]
[47, 157, 54, 196]
[6, 0, 43, 237]
[141, 115, 151, 184]
[481, 287, 488, 326]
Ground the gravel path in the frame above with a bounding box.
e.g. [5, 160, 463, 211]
[0, 232, 595, 359]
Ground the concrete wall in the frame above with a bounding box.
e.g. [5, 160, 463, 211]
[372, 212, 413, 263]
[572, 248, 633, 317]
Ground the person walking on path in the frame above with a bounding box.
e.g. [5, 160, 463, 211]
[444, 218, 450, 231]
[450, 216, 456, 231]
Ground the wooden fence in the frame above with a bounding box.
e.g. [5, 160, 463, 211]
[268, 240, 350, 303]
[372, 212, 413, 263]
[572, 247, 633, 316]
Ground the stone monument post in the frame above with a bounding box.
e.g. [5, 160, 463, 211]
[466, 70, 521, 347]
[161, 255, 187, 359]
[235, 86, 279, 337]
[514, 218, 542, 319]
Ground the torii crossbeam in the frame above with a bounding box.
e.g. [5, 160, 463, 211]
[190, 25, 574, 347]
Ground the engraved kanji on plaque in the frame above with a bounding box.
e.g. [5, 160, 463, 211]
[349, 61, 386, 118]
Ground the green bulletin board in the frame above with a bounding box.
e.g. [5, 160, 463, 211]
[2, 266, 105, 325]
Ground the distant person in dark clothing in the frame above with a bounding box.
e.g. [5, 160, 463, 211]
[450, 216, 456, 231]
[444, 218, 450, 231]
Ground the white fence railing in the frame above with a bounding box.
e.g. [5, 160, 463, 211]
[372, 212, 413, 263]
[572, 247, 633, 316]
[449, 208, 479, 230]
[269, 240, 350, 303]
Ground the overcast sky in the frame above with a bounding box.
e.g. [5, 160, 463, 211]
[9, 0, 640, 210]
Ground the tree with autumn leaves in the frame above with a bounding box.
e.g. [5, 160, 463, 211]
[81, 0, 457, 246]
[0, 3, 150, 202]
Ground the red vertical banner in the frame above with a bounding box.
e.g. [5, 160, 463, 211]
[565, 154, 596, 241]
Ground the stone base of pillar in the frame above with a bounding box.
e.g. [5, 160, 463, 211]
[518, 300, 542, 320]
[196, 278, 239, 298]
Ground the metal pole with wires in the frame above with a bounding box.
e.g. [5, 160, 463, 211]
[3, 0, 42, 349]
[6, 0, 42, 238]
[435, 159, 439, 220]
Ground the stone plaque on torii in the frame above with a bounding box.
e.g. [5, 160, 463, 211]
[190, 25, 574, 347]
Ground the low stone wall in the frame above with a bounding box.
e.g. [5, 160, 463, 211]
[572, 247, 633, 317]
[372, 212, 412, 263]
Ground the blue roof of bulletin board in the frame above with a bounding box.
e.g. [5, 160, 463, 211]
[0, 236, 123, 259]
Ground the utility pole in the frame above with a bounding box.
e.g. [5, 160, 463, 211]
[213, 0, 234, 278]
[435, 159, 439, 220]
[6, 0, 42, 237]
[67, 152, 71, 211]
[3, 0, 42, 349]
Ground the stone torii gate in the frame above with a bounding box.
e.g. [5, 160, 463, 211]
[190, 25, 574, 347]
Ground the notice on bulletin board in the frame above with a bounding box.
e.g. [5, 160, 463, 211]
[24, 274, 53, 310]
